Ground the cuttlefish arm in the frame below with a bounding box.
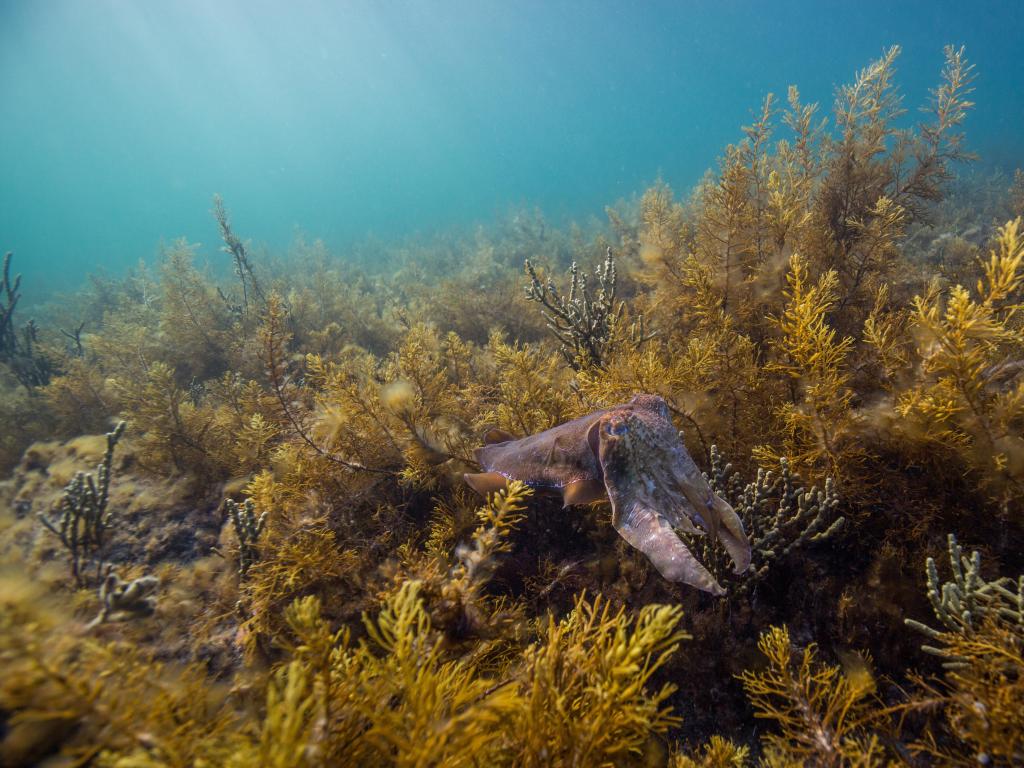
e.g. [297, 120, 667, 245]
[464, 395, 751, 595]
[612, 502, 726, 596]
[665, 442, 752, 575]
[627, 395, 751, 576]
[596, 413, 726, 595]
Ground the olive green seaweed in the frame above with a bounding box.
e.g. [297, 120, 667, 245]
[0, 252, 22, 361]
[905, 533, 1024, 661]
[38, 420, 126, 585]
[0, 252, 53, 389]
[227, 497, 268, 576]
[690, 444, 844, 595]
[525, 247, 652, 369]
[213, 194, 266, 318]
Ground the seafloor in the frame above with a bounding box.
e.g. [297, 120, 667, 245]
[1, 47, 1022, 767]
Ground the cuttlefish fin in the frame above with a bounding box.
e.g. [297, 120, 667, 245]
[561, 478, 607, 507]
[482, 428, 517, 445]
[613, 503, 725, 596]
[464, 472, 509, 496]
[712, 496, 752, 574]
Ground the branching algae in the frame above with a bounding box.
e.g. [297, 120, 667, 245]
[0, 44, 1022, 767]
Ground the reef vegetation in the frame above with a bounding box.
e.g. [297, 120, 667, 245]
[1, 45, 1023, 766]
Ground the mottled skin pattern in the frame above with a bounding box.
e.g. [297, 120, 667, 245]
[466, 394, 751, 596]
[474, 409, 608, 488]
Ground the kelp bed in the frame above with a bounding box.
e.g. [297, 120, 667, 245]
[1, 46, 1023, 767]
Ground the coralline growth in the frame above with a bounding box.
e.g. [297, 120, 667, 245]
[525, 247, 652, 369]
[226, 497, 268, 577]
[38, 420, 126, 585]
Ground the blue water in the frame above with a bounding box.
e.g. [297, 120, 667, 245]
[1, 0, 1022, 299]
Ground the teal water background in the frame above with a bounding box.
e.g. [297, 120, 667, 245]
[1, 0, 1022, 301]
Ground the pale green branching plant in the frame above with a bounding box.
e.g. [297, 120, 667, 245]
[905, 533, 1024, 665]
[688, 445, 843, 595]
[39, 421, 126, 585]
[227, 497, 268, 577]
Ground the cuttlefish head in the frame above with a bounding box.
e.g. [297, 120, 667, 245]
[593, 396, 751, 595]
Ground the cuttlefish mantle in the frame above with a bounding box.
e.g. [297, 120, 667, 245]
[464, 394, 751, 596]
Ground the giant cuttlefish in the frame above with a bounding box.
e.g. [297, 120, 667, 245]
[464, 394, 750, 596]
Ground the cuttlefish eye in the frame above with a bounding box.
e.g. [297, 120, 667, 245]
[605, 419, 629, 436]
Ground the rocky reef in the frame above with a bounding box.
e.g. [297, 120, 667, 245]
[1, 45, 1022, 766]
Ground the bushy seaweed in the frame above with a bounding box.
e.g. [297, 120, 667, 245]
[1, 45, 1023, 766]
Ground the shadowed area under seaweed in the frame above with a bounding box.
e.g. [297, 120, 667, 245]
[1, 30, 1023, 768]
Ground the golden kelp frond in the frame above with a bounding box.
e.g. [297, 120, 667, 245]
[832, 195, 908, 327]
[379, 481, 532, 642]
[411, 271, 545, 346]
[906, 622, 1024, 766]
[115, 361, 229, 476]
[0, 570, 239, 768]
[307, 323, 485, 488]
[258, 292, 322, 458]
[691, 148, 755, 321]
[738, 626, 890, 767]
[282, 240, 402, 356]
[979, 216, 1024, 313]
[357, 581, 522, 766]
[234, 659, 316, 768]
[773, 85, 825, 238]
[260, 291, 399, 483]
[158, 239, 237, 382]
[671, 736, 750, 768]
[423, 496, 462, 559]
[438, 481, 531, 635]
[862, 283, 913, 389]
[233, 412, 280, 473]
[635, 180, 691, 304]
[239, 527, 361, 662]
[680, 318, 767, 459]
[1011, 169, 1024, 217]
[758, 254, 856, 476]
[239, 596, 371, 767]
[42, 355, 115, 437]
[385, 324, 481, 486]
[511, 593, 687, 767]
[479, 330, 576, 435]
[816, 45, 974, 323]
[574, 338, 689, 410]
[0, 382, 55, 472]
[246, 586, 524, 767]
[451, 481, 530, 588]
[896, 218, 1024, 492]
[85, 306, 163, 386]
[306, 348, 404, 472]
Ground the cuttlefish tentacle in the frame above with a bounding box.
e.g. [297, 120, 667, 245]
[711, 496, 751, 574]
[464, 394, 752, 596]
[669, 460, 751, 574]
[610, 501, 726, 596]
